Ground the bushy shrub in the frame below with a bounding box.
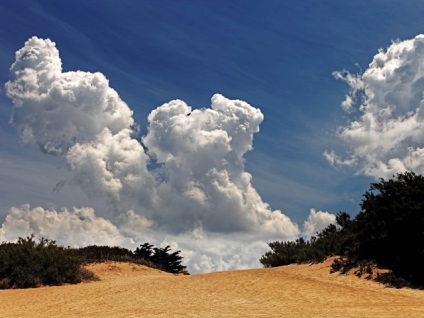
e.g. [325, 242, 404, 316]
[0, 235, 86, 289]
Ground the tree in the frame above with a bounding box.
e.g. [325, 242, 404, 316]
[351, 171, 424, 284]
[134, 243, 154, 260]
[134, 243, 187, 274]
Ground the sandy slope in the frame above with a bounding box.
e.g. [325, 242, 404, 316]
[1, 260, 424, 318]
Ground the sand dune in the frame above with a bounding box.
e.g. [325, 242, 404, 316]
[1, 260, 424, 317]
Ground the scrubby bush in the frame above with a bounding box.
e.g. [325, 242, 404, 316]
[0, 235, 86, 289]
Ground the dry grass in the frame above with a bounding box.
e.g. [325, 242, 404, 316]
[1, 259, 424, 317]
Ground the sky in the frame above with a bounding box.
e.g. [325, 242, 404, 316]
[2, 0, 424, 272]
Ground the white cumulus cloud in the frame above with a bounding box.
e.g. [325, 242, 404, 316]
[327, 34, 424, 179]
[0, 205, 133, 247]
[3, 36, 303, 272]
[302, 208, 336, 239]
[143, 95, 298, 235]
[6, 37, 134, 155]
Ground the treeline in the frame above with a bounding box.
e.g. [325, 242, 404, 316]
[77, 243, 187, 274]
[261, 171, 424, 287]
[0, 236, 187, 289]
[260, 214, 349, 267]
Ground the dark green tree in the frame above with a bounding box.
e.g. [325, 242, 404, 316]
[134, 243, 187, 274]
[350, 171, 424, 284]
[134, 243, 154, 260]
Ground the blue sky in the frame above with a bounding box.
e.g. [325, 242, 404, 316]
[2, 1, 424, 271]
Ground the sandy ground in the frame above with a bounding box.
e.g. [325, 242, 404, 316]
[1, 259, 424, 318]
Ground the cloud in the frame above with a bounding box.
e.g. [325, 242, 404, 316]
[302, 208, 336, 239]
[6, 37, 134, 155]
[65, 127, 156, 214]
[174, 235, 270, 272]
[0, 205, 134, 247]
[143, 95, 298, 235]
[3, 36, 301, 272]
[327, 35, 424, 178]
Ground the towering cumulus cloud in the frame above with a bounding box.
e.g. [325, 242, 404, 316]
[326, 35, 424, 178]
[6, 37, 155, 213]
[143, 95, 297, 234]
[3, 37, 300, 271]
